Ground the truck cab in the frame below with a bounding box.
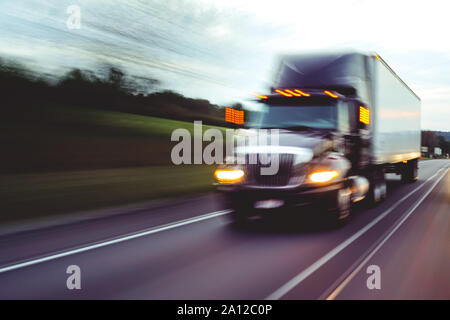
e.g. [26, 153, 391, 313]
[216, 90, 364, 225]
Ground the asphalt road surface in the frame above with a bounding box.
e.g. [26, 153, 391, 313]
[0, 160, 449, 299]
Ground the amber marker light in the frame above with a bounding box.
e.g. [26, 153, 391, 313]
[294, 89, 310, 97]
[275, 89, 293, 97]
[285, 89, 301, 96]
[251, 92, 268, 99]
[324, 90, 339, 98]
[359, 106, 370, 125]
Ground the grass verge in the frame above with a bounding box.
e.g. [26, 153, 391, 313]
[0, 165, 216, 226]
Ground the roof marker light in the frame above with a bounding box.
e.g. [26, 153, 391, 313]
[275, 89, 293, 97]
[374, 54, 381, 61]
[285, 89, 301, 96]
[324, 90, 338, 98]
[251, 92, 268, 99]
[294, 89, 310, 97]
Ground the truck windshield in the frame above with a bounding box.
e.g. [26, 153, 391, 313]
[254, 104, 337, 130]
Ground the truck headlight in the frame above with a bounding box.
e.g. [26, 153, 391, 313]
[309, 170, 339, 183]
[214, 169, 245, 184]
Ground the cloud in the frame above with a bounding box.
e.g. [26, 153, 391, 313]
[0, 0, 449, 130]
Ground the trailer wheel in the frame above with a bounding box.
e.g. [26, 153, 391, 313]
[401, 159, 418, 183]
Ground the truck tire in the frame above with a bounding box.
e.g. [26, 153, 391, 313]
[367, 168, 387, 206]
[328, 187, 352, 226]
[401, 159, 418, 183]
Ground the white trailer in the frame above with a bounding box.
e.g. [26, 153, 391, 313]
[370, 56, 421, 164]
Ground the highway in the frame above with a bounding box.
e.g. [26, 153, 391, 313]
[0, 159, 448, 299]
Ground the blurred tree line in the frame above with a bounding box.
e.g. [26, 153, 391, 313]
[0, 58, 244, 173]
[0, 58, 229, 127]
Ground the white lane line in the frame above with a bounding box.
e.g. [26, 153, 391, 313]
[0, 209, 231, 274]
[326, 167, 449, 300]
[265, 164, 449, 300]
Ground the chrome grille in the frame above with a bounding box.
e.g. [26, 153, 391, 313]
[244, 153, 294, 187]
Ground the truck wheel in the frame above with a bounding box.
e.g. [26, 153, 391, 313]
[401, 159, 418, 183]
[328, 187, 352, 226]
[367, 168, 386, 206]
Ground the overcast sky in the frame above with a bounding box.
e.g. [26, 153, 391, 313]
[1, 0, 449, 130]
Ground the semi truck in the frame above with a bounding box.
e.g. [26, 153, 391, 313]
[214, 50, 421, 224]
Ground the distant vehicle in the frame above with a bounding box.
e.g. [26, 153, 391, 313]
[434, 147, 442, 156]
[215, 50, 421, 224]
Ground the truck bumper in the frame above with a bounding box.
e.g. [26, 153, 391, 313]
[217, 182, 344, 214]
